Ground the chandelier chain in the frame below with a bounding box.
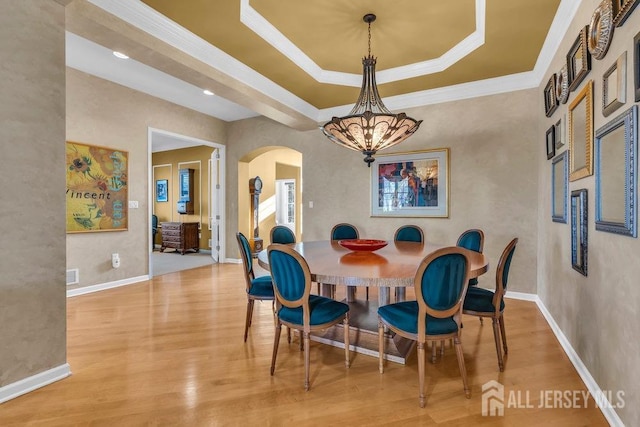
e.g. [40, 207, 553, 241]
[368, 20, 372, 57]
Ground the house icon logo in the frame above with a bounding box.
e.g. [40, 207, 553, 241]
[482, 380, 504, 416]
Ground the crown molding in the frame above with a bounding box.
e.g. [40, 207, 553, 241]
[88, 0, 320, 121]
[87, 0, 576, 127]
[531, 0, 583, 86]
[318, 71, 537, 121]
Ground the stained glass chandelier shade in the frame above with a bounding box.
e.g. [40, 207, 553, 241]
[321, 14, 422, 167]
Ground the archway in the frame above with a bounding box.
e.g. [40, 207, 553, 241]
[238, 147, 302, 248]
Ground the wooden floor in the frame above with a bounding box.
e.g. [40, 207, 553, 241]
[2, 263, 608, 426]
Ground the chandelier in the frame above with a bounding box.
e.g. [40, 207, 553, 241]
[321, 14, 422, 167]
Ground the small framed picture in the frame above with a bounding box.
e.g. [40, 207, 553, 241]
[568, 26, 592, 92]
[544, 74, 559, 117]
[156, 179, 168, 202]
[555, 115, 566, 149]
[603, 52, 627, 117]
[634, 31, 640, 102]
[546, 125, 556, 160]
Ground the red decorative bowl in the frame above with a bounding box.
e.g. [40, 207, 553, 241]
[338, 239, 388, 252]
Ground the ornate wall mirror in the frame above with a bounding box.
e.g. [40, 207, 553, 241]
[595, 105, 638, 237]
[571, 189, 588, 276]
[569, 80, 593, 181]
[552, 151, 569, 223]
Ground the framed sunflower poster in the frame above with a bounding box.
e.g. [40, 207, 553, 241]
[66, 141, 128, 233]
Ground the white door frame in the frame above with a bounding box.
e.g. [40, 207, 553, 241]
[148, 128, 226, 277]
[275, 179, 296, 233]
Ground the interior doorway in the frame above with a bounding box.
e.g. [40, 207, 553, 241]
[148, 128, 225, 277]
[238, 148, 302, 247]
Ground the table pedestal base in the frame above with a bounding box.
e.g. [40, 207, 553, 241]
[311, 299, 415, 364]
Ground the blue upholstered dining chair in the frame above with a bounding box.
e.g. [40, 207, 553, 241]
[330, 223, 359, 240]
[151, 215, 158, 250]
[270, 225, 296, 244]
[236, 232, 275, 342]
[330, 223, 365, 298]
[378, 247, 471, 408]
[394, 225, 424, 243]
[268, 244, 350, 391]
[456, 229, 484, 286]
[463, 238, 518, 372]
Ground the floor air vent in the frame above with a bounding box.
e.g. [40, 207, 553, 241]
[66, 269, 79, 285]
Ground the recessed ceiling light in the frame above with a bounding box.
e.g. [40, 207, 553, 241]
[113, 51, 129, 59]
[203, 89, 214, 96]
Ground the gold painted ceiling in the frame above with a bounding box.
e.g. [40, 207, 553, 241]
[66, 0, 562, 129]
[139, 0, 560, 109]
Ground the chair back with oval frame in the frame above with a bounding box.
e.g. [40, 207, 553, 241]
[394, 225, 424, 243]
[270, 225, 296, 244]
[268, 244, 350, 391]
[330, 223, 359, 240]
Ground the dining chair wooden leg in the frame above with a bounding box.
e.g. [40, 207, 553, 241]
[431, 341, 437, 363]
[243, 300, 253, 342]
[303, 331, 311, 391]
[499, 315, 508, 354]
[493, 317, 505, 372]
[454, 336, 471, 398]
[418, 341, 426, 408]
[270, 322, 282, 375]
[343, 316, 350, 368]
[440, 339, 445, 356]
[378, 319, 385, 374]
[298, 330, 303, 351]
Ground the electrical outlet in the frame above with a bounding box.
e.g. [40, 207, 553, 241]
[111, 253, 120, 268]
[128, 200, 139, 209]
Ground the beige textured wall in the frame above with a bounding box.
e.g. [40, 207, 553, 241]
[0, 1, 67, 386]
[152, 145, 215, 250]
[227, 89, 539, 293]
[538, 0, 640, 424]
[66, 69, 226, 288]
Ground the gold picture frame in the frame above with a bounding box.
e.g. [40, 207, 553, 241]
[613, 0, 640, 26]
[569, 81, 594, 181]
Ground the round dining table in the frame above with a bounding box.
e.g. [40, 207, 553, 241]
[257, 240, 489, 363]
[257, 240, 488, 303]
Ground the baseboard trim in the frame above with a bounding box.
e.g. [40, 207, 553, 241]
[67, 275, 149, 297]
[225, 258, 241, 264]
[504, 290, 538, 301]
[0, 364, 71, 404]
[534, 297, 624, 426]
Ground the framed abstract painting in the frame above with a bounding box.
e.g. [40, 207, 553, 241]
[371, 148, 449, 217]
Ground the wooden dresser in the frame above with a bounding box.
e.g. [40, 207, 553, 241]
[160, 222, 200, 255]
